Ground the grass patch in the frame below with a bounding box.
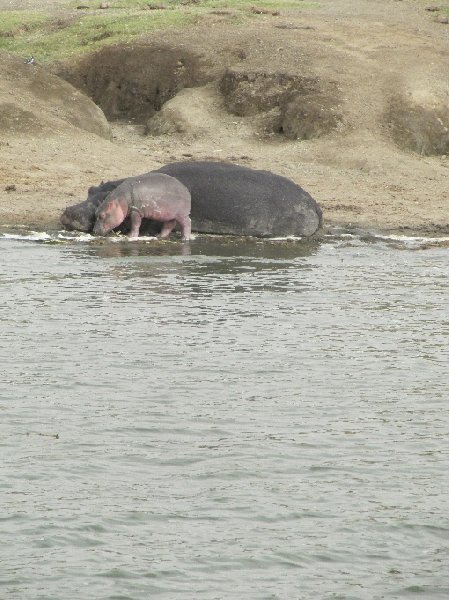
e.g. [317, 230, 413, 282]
[0, 0, 315, 62]
[0, 11, 195, 60]
[0, 11, 51, 37]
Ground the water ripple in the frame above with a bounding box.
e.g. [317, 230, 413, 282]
[1, 231, 448, 599]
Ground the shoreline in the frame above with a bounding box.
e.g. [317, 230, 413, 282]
[1, 216, 449, 240]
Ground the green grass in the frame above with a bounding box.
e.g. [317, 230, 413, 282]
[0, 11, 196, 60]
[0, 11, 51, 35]
[0, 0, 314, 62]
[0, 13, 196, 61]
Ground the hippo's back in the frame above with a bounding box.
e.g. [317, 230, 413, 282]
[155, 161, 322, 237]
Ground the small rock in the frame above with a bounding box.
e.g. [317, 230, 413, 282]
[99, 2, 110, 8]
[436, 14, 449, 22]
[5, 184, 16, 192]
[425, 6, 440, 11]
[275, 23, 315, 30]
[251, 6, 280, 16]
[146, 3, 166, 8]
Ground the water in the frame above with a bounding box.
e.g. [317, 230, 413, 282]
[1, 229, 448, 600]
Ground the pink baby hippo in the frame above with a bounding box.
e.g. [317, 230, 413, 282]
[93, 173, 191, 240]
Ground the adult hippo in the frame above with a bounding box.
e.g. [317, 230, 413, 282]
[156, 161, 322, 237]
[60, 161, 322, 237]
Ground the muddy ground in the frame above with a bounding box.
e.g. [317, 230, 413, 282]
[1, 0, 449, 235]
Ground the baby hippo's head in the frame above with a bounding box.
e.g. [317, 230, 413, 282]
[93, 197, 127, 236]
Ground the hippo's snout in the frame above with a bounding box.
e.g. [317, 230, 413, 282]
[60, 210, 72, 229]
[61, 208, 90, 232]
[93, 221, 108, 236]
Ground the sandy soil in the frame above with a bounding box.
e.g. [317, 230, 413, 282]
[1, 0, 449, 235]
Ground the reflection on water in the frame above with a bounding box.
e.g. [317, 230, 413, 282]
[81, 234, 321, 260]
[1, 228, 449, 600]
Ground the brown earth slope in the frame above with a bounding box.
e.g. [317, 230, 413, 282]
[1, 0, 449, 234]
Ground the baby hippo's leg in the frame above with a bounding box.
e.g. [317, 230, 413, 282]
[129, 211, 142, 237]
[159, 220, 177, 239]
[177, 215, 192, 241]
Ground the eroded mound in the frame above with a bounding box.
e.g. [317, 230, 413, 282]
[280, 94, 342, 140]
[58, 43, 213, 122]
[219, 68, 341, 139]
[0, 51, 110, 138]
[0, 102, 44, 135]
[219, 69, 312, 116]
[58, 42, 341, 141]
[145, 87, 216, 137]
[385, 96, 449, 156]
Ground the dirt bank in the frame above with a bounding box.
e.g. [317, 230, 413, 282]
[1, 0, 449, 234]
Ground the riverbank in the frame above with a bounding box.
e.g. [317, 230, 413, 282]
[1, 0, 449, 235]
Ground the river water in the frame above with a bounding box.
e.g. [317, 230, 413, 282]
[1, 228, 448, 600]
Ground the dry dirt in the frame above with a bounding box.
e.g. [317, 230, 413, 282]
[1, 0, 449, 234]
